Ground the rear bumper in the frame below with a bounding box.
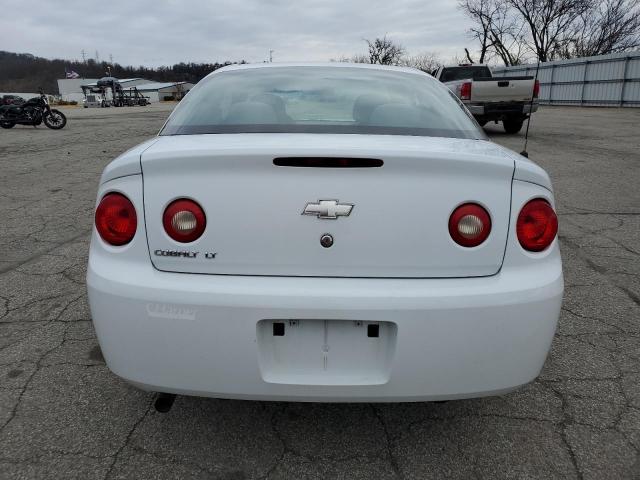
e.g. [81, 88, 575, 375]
[87, 257, 563, 402]
[468, 102, 538, 117]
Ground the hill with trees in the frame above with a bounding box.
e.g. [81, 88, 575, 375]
[0, 51, 245, 93]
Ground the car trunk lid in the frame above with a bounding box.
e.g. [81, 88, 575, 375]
[141, 134, 514, 278]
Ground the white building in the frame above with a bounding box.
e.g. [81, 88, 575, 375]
[57, 78, 99, 102]
[133, 81, 194, 102]
[57, 78, 193, 103]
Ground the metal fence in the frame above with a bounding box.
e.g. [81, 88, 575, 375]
[492, 51, 640, 107]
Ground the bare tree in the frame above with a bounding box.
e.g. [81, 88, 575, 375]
[505, 0, 592, 61]
[489, 16, 528, 65]
[351, 54, 370, 64]
[464, 48, 476, 63]
[365, 36, 405, 65]
[462, 0, 638, 62]
[564, 0, 640, 57]
[459, 0, 528, 65]
[330, 54, 369, 63]
[400, 52, 443, 73]
[459, 0, 498, 63]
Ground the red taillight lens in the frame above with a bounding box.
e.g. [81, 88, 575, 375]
[517, 199, 558, 252]
[460, 82, 472, 100]
[163, 199, 206, 243]
[95, 193, 137, 246]
[533, 80, 540, 98]
[449, 203, 491, 247]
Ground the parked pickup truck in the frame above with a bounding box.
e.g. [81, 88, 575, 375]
[433, 64, 539, 134]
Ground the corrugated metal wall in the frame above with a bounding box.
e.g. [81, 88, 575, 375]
[492, 51, 640, 107]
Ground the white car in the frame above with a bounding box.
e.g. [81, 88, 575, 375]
[87, 63, 563, 404]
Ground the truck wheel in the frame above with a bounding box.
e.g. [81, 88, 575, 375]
[503, 117, 524, 134]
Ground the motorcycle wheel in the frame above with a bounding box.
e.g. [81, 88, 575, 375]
[43, 109, 67, 130]
[0, 121, 15, 129]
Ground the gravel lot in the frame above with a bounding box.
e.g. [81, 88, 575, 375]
[1, 104, 639, 479]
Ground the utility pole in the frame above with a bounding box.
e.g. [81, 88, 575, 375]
[109, 53, 113, 65]
[95, 50, 100, 63]
[81, 49, 86, 63]
[269, 50, 274, 63]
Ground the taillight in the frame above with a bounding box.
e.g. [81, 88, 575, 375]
[533, 80, 540, 98]
[163, 199, 206, 243]
[460, 82, 472, 101]
[517, 199, 558, 252]
[449, 203, 491, 247]
[95, 192, 137, 246]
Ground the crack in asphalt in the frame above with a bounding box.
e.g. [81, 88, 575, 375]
[102, 398, 154, 480]
[0, 323, 70, 433]
[0, 229, 92, 275]
[372, 405, 404, 480]
[560, 235, 640, 308]
[541, 382, 583, 479]
[257, 404, 288, 480]
[561, 305, 629, 335]
[125, 444, 225, 476]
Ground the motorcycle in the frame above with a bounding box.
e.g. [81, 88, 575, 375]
[0, 91, 67, 130]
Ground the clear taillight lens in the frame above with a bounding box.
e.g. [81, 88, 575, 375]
[163, 199, 206, 243]
[449, 203, 491, 247]
[517, 199, 558, 252]
[95, 193, 137, 246]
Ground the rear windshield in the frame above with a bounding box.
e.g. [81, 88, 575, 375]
[440, 66, 492, 82]
[160, 66, 484, 139]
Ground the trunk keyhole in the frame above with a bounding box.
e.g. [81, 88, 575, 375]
[320, 234, 334, 248]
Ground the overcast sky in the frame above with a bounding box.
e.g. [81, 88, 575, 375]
[1, 0, 475, 67]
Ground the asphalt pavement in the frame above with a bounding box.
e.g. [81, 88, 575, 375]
[0, 103, 639, 479]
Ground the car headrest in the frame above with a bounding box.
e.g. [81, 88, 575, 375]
[368, 104, 422, 127]
[250, 93, 291, 122]
[352, 94, 388, 123]
[224, 102, 278, 124]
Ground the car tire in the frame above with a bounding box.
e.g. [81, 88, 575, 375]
[0, 121, 15, 129]
[503, 117, 524, 134]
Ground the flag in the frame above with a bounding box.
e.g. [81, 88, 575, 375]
[66, 69, 80, 79]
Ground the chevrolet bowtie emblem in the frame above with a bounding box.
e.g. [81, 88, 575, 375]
[302, 200, 354, 219]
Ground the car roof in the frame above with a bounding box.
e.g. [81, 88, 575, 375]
[208, 62, 429, 78]
[441, 64, 490, 68]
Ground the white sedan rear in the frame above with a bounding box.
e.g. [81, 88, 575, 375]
[87, 63, 562, 402]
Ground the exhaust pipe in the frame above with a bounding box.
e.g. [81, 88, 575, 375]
[154, 393, 176, 413]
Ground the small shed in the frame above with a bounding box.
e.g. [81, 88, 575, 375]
[133, 82, 194, 102]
